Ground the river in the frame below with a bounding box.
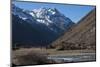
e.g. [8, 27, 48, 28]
[47, 53, 96, 63]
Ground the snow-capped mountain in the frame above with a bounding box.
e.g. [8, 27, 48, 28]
[12, 4, 74, 33]
[12, 4, 75, 47]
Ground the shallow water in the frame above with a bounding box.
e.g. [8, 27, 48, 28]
[47, 53, 96, 63]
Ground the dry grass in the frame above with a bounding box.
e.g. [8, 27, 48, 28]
[13, 47, 95, 56]
[12, 47, 96, 66]
[12, 49, 53, 66]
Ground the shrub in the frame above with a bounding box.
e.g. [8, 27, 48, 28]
[13, 51, 50, 66]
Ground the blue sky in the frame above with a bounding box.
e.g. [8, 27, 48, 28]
[13, 1, 95, 23]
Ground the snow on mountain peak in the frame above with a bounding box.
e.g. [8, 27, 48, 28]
[12, 4, 74, 33]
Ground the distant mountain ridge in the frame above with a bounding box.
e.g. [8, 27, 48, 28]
[12, 4, 74, 47]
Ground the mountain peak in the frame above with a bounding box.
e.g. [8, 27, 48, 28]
[32, 7, 59, 15]
[12, 4, 75, 46]
[12, 4, 74, 33]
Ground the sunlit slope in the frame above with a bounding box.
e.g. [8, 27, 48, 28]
[51, 8, 96, 50]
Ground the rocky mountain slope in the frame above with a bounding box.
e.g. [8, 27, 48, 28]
[12, 4, 74, 47]
[50, 8, 96, 50]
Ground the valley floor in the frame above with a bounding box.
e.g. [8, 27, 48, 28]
[12, 48, 96, 66]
